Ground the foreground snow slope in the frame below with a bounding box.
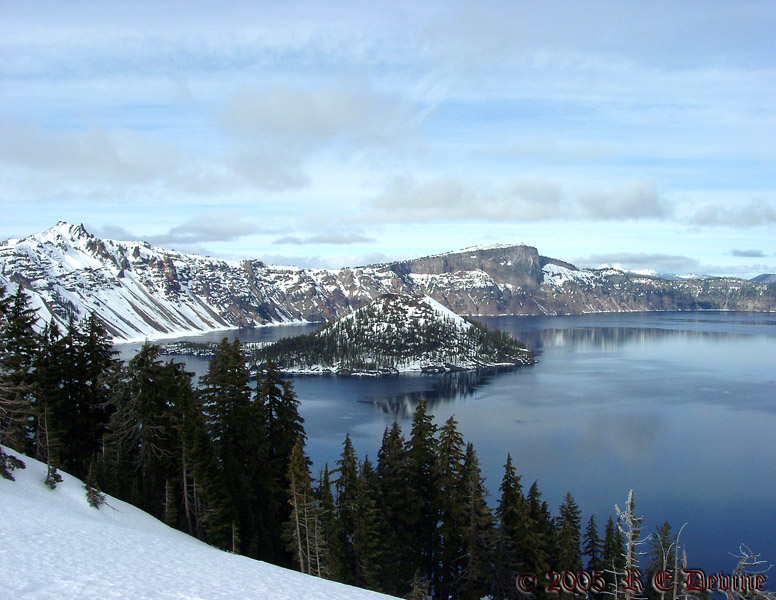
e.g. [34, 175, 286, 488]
[0, 447, 397, 600]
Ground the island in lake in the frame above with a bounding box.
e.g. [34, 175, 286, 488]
[249, 293, 534, 376]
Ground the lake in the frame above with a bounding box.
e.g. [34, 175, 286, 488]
[117, 311, 776, 575]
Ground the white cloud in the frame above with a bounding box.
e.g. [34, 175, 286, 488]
[575, 252, 701, 274]
[731, 249, 766, 258]
[579, 180, 671, 220]
[691, 200, 776, 227]
[273, 232, 374, 245]
[360, 176, 668, 224]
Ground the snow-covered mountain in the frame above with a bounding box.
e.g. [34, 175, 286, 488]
[1, 222, 773, 342]
[0, 446, 398, 600]
[254, 293, 534, 375]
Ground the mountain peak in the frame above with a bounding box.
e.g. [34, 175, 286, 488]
[41, 221, 93, 242]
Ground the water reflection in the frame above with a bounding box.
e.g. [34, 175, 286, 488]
[359, 370, 491, 417]
[111, 311, 776, 574]
[507, 323, 758, 353]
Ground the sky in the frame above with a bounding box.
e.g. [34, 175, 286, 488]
[1, 0, 775, 276]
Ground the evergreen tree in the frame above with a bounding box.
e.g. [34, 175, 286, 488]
[556, 492, 583, 574]
[285, 435, 322, 576]
[106, 343, 190, 517]
[646, 522, 676, 600]
[496, 453, 539, 574]
[200, 338, 276, 559]
[405, 399, 438, 587]
[35, 314, 119, 480]
[458, 442, 495, 600]
[331, 433, 359, 584]
[0, 285, 38, 455]
[583, 514, 603, 572]
[433, 415, 467, 600]
[602, 516, 626, 597]
[526, 481, 552, 577]
[314, 463, 336, 579]
[489, 526, 521, 600]
[175, 379, 224, 541]
[353, 455, 389, 591]
[376, 421, 412, 596]
[255, 358, 305, 565]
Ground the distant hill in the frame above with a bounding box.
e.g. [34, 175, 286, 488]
[252, 293, 534, 375]
[2, 222, 774, 341]
[752, 274, 776, 283]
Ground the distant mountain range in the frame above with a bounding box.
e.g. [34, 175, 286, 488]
[1, 222, 774, 341]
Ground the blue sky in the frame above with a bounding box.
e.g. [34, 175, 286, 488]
[1, 1, 775, 276]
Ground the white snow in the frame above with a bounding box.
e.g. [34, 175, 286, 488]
[542, 263, 599, 286]
[0, 446, 398, 600]
[597, 264, 659, 277]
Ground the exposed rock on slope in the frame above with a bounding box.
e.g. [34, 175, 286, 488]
[1, 222, 774, 341]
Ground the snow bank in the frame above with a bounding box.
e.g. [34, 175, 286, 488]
[0, 447, 397, 600]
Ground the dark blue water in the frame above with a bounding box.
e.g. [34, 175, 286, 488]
[117, 311, 776, 575]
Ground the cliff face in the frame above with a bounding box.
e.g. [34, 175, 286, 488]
[1, 223, 774, 341]
[390, 244, 545, 290]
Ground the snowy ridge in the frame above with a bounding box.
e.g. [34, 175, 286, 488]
[0, 222, 399, 342]
[3, 222, 772, 342]
[0, 446, 398, 600]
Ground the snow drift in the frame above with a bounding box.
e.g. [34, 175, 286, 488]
[0, 446, 397, 600]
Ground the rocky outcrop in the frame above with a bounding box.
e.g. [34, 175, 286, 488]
[1, 222, 774, 341]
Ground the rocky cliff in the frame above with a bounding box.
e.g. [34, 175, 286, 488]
[1, 222, 773, 341]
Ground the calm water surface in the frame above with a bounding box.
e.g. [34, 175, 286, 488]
[117, 311, 776, 574]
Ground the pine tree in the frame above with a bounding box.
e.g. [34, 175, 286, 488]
[405, 399, 438, 587]
[556, 492, 583, 574]
[353, 455, 389, 591]
[34, 314, 119, 480]
[433, 415, 467, 600]
[314, 463, 336, 579]
[583, 514, 603, 572]
[645, 522, 675, 600]
[376, 422, 412, 596]
[458, 442, 495, 600]
[256, 358, 305, 564]
[496, 453, 538, 574]
[199, 337, 276, 558]
[84, 456, 106, 509]
[331, 433, 359, 584]
[489, 526, 521, 600]
[0, 285, 38, 456]
[107, 343, 186, 515]
[602, 515, 626, 598]
[526, 481, 552, 577]
[285, 435, 318, 575]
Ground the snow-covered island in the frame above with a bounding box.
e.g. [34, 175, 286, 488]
[250, 293, 534, 376]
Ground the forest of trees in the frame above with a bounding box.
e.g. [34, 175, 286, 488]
[1, 285, 770, 600]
